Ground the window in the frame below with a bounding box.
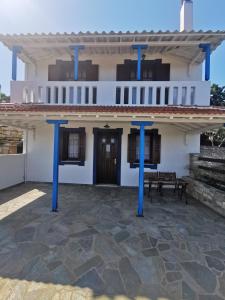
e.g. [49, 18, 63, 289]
[136, 135, 151, 160]
[68, 133, 79, 159]
[116, 59, 170, 81]
[48, 60, 99, 81]
[128, 129, 161, 168]
[60, 127, 86, 165]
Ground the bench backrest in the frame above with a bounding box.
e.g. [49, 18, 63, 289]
[144, 172, 159, 181]
[158, 172, 176, 181]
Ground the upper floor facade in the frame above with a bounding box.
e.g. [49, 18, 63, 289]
[1, 30, 225, 107]
[1, 0, 225, 108]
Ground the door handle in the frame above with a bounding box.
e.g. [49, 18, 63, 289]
[114, 158, 117, 165]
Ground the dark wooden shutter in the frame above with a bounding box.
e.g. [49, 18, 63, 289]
[117, 65, 127, 81]
[79, 128, 86, 162]
[59, 128, 69, 162]
[62, 130, 69, 161]
[48, 65, 58, 81]
[150, 130, 161, 164]
[155, 63, 170, 81]
[128, 132, 136, 163]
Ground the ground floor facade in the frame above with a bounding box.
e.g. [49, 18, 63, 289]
[26, 121, 200, 186]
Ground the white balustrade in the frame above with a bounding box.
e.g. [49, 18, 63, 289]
[10, 80, 211, 106]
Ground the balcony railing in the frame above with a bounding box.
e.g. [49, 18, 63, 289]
[10, 81, 211, 106]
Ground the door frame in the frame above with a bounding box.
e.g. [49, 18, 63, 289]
[93, 128, 123, 185]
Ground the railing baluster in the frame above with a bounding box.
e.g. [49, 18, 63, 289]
[58, 86, 63, 105]
[152, 86, 156, 106]
[168, 86, 173, 105]
[50, 87, 55, 104]
[186, 86, 191, 106]
[177, 86, 182, 105]
[120, 86, 125, 105]
[190, 86, 196, 105]
[161, 86, 165, 106]
[81, 86, 85, 105]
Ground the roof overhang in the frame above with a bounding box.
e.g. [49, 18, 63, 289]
[0, 31, 225, 65]
[0, 104, 224, 133]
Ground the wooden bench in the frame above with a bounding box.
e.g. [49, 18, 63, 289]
[158, 172, 177, 195]
[144, 171, 188, 203]
[144, 172, 159, 197]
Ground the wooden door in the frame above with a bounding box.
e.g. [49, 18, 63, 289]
[96, 132, 119, 184]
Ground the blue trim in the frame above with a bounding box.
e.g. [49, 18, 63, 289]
[47, 120, 68, 125]
[130, 163, 157, 169]
[131, 121, 154, 217]
[131, 121, 154, 127]
[138, 124, 145, 216]
[12, 46, 22, 81]
[137, 46, 142, 81]
[47, 120, 68, 212]
[52, 123, 60, 212]
[93, 129, 97, 184]
[93, 128, 123, 185]
[199, 43, 211, 81]
[117, 132, 122, 185]
[70, 45, 85, 81]
[132, 45, 148, 81]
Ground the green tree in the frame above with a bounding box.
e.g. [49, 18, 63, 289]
[210, 84, 225, 106]
[0, 92, 10, 102]
[203, 128, 225, 147]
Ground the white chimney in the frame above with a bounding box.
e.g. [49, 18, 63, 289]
[180, 0, 193, 32]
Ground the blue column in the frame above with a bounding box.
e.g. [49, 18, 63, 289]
[199, 43, 211, 81]
[131, 121, 154, 217]
[47, 120, 68, 212]
[12, 46, 22, 81]
[132, 45, 148, 81]
[70, 45, 85, 81]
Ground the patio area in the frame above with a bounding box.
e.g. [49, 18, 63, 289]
[0, 183, 225, 299]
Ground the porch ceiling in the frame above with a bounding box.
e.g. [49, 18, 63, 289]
[0, 31, 225, 64]
[0, 104, 224, 133]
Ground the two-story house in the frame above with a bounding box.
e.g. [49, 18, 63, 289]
[0, 0, 225, 214]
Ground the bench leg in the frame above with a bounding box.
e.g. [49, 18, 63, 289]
[158, 183, 163, 196]
[148, 182, 153, 202]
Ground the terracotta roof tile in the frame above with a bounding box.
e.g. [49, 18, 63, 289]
[1, 103, 225, 116]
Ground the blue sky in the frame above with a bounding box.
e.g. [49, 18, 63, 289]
[0, 0, 225, 95]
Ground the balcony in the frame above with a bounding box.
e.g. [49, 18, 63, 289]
[10, 81, 210, 106]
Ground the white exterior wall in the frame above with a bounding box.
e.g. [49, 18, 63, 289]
[26, 123, 200, 186]
[25, 53, 202, 82]
[0, 154, 25, 190]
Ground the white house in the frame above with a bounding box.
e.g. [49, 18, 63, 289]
[1, 0, 225, 214]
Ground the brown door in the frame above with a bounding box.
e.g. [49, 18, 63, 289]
[96, 132, 119, 184]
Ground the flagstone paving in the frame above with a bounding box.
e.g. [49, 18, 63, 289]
[0, 183, 225, 299]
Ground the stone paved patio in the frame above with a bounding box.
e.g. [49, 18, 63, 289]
[0, 183, 225, 299]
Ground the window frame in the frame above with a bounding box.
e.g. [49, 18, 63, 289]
[128, 128, 161, 169]
[59, 127, 86, 166]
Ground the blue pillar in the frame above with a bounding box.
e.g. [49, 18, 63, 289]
[12, 46, 22, 81]
[131, 121, 154, 217]
[199, 43, 211, 81]
[70, 45, 85, 81]
[47, 120, 68, 212]
[132, 45, 148, 81]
